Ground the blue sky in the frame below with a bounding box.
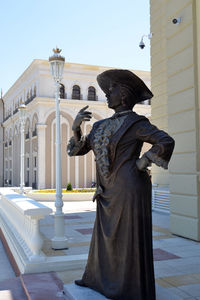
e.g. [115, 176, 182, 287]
[0, 0, 150, 94]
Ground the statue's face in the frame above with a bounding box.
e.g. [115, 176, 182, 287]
[106, 83, 122, 109]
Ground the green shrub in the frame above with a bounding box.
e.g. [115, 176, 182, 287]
[66, 182, 73, 191]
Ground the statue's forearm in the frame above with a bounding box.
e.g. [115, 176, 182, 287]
[73, 126, 82, 143]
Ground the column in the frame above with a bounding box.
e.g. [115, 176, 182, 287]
[0, 123, 3, 186]
[151, 0, 200, 241]
[37, 123, 47, 189]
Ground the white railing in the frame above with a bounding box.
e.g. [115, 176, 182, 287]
[0, 188, 52, 262]
[152, 187, 170, 213]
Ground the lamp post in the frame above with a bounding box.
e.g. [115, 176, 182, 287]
[18, 103, 27, 194]
[49, 48, 68, 249]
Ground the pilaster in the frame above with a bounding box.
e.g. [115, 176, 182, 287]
[37, 123, 47, 189]
[151, 0, 200, 240]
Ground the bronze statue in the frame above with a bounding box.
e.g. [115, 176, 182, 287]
[67, 69, 175, 300]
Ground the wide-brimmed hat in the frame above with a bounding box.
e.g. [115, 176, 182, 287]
[97, 69, 153, 103]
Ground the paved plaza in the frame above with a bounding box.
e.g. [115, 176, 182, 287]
[0, 200, 200, 299]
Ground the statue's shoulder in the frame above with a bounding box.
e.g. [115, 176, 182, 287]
[129, 111, 147, 123]
[92, 118, 109, 130]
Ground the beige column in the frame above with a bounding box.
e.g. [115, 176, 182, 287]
[29, 129, 33, 186]
[150, 0, 200, 241]
[168, 0, 200, 241]
[11, 133, 14, 185]
[0, 123, 4, 186]
[150, 0, 169, 188]
[75, 157, 79, 188]
[37, 123, 47, 189]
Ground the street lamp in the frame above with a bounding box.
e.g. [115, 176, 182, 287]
[18, 103, 27, 194]
[49, 48, 68, 249]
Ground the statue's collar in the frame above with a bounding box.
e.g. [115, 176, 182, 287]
[110, 110, 132, 119]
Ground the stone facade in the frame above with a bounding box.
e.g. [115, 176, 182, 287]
[1, 60, 151, 190]
[150, 0, 200, 240]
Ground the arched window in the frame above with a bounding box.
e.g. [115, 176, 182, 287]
[25, 119, 30, 139]
[30, 88, 32, 99]
[32, 114, 38, 137]
[88, 86, 96, 101]
[27, 91, 29, 100]
[34, 86, 37, 97]
[60, 84, 65, 99]
[72, 85, 81, 100]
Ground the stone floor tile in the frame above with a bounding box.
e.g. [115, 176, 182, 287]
[154, 266, 183, 278]
[75, 228, 93, 235]
[175, 265, 200, 274]
[167, 287, 193, 299]
[192, 274, 200, 280]
[153, 248, 181, 261]
[155, 284, 186, 300]
[156, 278, 172, 288]
[66, 245, 90, 255]
[152, 212, 170, 229]
[57, 268, 85, 284]
[166, 258, 200, 268]
[160, 274, 200, 287]
[0, 242, 15, 282]
[179, 284, 200, 297]
[183, 298, 200, 300]
[153, 231, 166, 236]
[0, 277, 27, 300]
[21, 272, 65, 300]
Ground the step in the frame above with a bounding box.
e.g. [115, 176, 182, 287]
[64, 284, 111, 300]
[64, 283, 184, 300]
[20, 272, 65, 300]
[0, 277, 27, 300]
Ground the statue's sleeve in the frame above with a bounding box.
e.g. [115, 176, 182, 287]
[67, 134, 91, 156]
[135, 119, 175, 169]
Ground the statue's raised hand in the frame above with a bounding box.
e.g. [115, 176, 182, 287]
[72, 105, 92, 131]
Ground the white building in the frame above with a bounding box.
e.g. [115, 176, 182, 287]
[0, 59, 151, 189]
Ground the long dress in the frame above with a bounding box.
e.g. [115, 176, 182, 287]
[67, 111, 175, 300]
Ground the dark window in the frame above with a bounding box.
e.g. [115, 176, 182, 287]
[88, 86, 96, 101]
[25, 132, 29, 139]
[25, 181, 29, 187]
[34, 170, 37, 182]
[27, 157, 29, 168]
[34, 157, 37, 167]
[27, 170, 29, 183]
[72, 85, 81, 100]
[13, 107, 18, 115]
[32, 128, 37, 137]
[60, 84, 65, 99]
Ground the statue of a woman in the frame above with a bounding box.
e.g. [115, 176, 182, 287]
[67, 69, 175, 300]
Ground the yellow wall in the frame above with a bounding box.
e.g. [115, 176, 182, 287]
[150, 0, 200, 240]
